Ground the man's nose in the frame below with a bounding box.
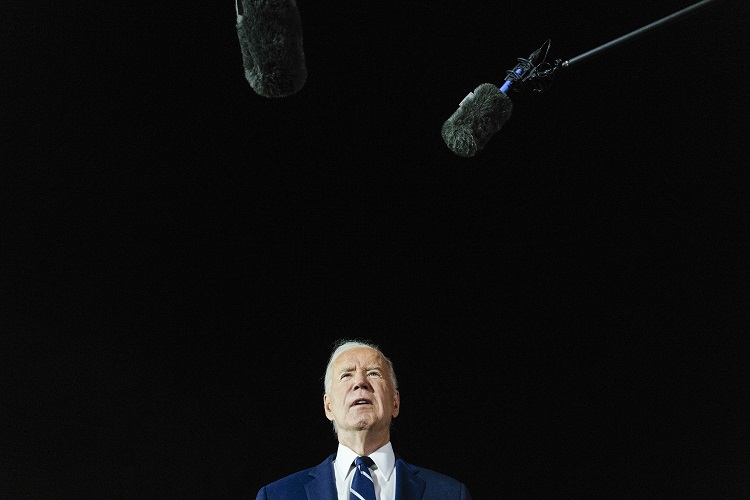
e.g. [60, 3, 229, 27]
[353, 371, 371, 389]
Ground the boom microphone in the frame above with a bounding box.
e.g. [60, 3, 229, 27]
[443, 0, 721, 157]
[441, 41, 552, 158]
[440, 83, 513, 158]
[235, 0, 307, 98]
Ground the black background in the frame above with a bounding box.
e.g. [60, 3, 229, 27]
[4, 0, 750, 497]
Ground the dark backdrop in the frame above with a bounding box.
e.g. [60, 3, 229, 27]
[3, 0, 750, 497]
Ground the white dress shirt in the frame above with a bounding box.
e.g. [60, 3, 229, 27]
[333, 441, 396, 500]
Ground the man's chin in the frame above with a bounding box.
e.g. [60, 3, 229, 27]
[344, 414, 379, 431]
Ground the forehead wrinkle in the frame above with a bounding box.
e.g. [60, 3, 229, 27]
[336, 362, 382, 372]
[334, 358, 384, 376]
[336, 364, 355, 374]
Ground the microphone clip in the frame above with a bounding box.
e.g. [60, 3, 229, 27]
[503, 39, 562, 94]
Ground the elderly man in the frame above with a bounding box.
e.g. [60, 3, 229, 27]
[256, 339, 473, 500]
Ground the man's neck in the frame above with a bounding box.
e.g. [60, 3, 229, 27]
[338, 430, 390, 456]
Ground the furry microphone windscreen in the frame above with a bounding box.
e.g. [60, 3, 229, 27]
[441, 83, 513, 157]
[236, 0, 307, 98]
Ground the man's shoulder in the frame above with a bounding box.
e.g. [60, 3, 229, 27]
[397, 458, 472, 498]
[398, 457, 463, 483]
[257, 454, 335, 498]
[266, 467, 315, 491]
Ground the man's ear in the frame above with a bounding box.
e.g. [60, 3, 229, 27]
[392, 390, 400, 418]
[323, 394, 334, 421]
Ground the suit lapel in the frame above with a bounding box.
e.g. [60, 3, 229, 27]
[302, 453, 427, 500]
[395, 459, 426, 500]
[304, 453, 338, 500]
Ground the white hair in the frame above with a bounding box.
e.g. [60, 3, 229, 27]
[323, 339, 398, 395]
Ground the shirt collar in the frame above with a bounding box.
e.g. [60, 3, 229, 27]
[335, 441, 396, 481]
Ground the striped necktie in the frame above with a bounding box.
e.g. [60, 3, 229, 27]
[350, 456, 376, 500]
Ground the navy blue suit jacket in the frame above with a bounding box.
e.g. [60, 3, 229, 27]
[256, 453, 472, 500]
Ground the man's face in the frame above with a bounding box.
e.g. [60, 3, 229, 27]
[324, 347, 400, 434]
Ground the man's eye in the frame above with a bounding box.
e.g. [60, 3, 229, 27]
[340, 374, 350, 379]
[368, 372, 381, 377]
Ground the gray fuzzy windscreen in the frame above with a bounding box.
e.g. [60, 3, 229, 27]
[441, 83, 513, 157]
[236, 0, 307, 98]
